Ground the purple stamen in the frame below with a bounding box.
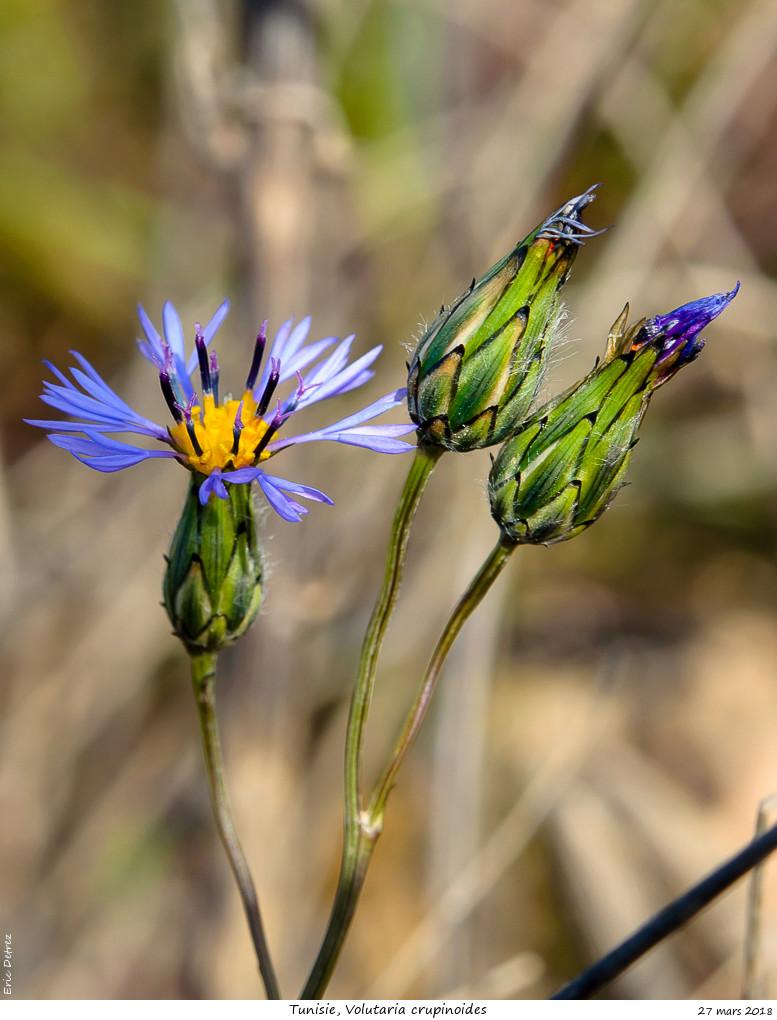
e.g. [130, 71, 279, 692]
[269, 400, 284, 429]
[282, 371, 310, 417]
[180, 395, 204, 456]
[195, 323, 212, 394]
[186, 421, 204, 457]
[159, 370, 183, 422]
[246, 320, 268, 390]
[160, 347, 187, 409]
[210, 351, 220, 403]
[256, 356, 281, 417]
[172, 394, 191, 422]
[252, 400, 284, 460]
[231, 400, 245, 455]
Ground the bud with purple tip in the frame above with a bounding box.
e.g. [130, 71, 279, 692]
[488, 285, 739, 545]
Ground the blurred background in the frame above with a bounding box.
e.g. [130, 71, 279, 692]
[2, 0, 777, 1001]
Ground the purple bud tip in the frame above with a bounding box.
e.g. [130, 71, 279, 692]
[646, 282, 739, 364]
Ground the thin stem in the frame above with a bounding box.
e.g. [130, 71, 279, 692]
[368, 532, 516, 826]
[551, 818, 777, 1000]
[190, 652, 281, 1000]
[301, 443, 443, 999]
[346, 444, 444, 821]
[743, 794, 777, 998]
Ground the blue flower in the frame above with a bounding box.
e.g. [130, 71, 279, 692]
[27, 301, 415, 521]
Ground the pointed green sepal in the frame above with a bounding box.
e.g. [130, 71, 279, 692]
[173, 561, 215, 644]
[523, 481, 582, 543]
[415, 347, 464, 422]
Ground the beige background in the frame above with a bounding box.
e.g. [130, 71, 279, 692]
[2, 0, 777, 1000]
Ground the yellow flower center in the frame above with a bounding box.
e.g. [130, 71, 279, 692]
[169, 390, 272, 474]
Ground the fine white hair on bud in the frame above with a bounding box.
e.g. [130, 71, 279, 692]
[407, 189, 604, 453]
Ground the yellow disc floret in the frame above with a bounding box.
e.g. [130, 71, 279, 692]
[170, 391, 272, 474]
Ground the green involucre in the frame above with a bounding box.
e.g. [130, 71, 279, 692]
[417, 173, 610, 452]
[407, 233, 576, 452]
[163, 476, 263, 653]
[488, 303, 695, 546]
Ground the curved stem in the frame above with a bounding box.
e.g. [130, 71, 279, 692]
[368, 532, 516, 826]
[301, 444, 443, 999]
[190, 652, 281, 1000]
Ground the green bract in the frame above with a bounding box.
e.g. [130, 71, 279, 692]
[406, 189, 601, 452]
[488, 286, 738, 545]
[163, 475, 263, 653]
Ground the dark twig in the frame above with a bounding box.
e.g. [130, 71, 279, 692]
[552, 818, 777, 999]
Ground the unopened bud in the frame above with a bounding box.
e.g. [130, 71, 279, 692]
[163, 476, 263, 653]
[407, 187, 604, 452]
[488, 285, 739, 545]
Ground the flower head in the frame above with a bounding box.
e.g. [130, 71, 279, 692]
[27, 301, 415, 521]
[406, 186, 606, 452]
[488, 284, 739, 545]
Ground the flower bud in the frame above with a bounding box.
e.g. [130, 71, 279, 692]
[488, 285, 739, 545]
[163, 475, 263, 653]
[407, 187, 604, 452]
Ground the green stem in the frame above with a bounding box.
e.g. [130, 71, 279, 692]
[190, 652, 281, 1000]
[368, 532, 516, 827]
[301, 443, 443, 999]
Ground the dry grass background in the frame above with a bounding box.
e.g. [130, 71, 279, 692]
[2, 0, 777, 1000]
